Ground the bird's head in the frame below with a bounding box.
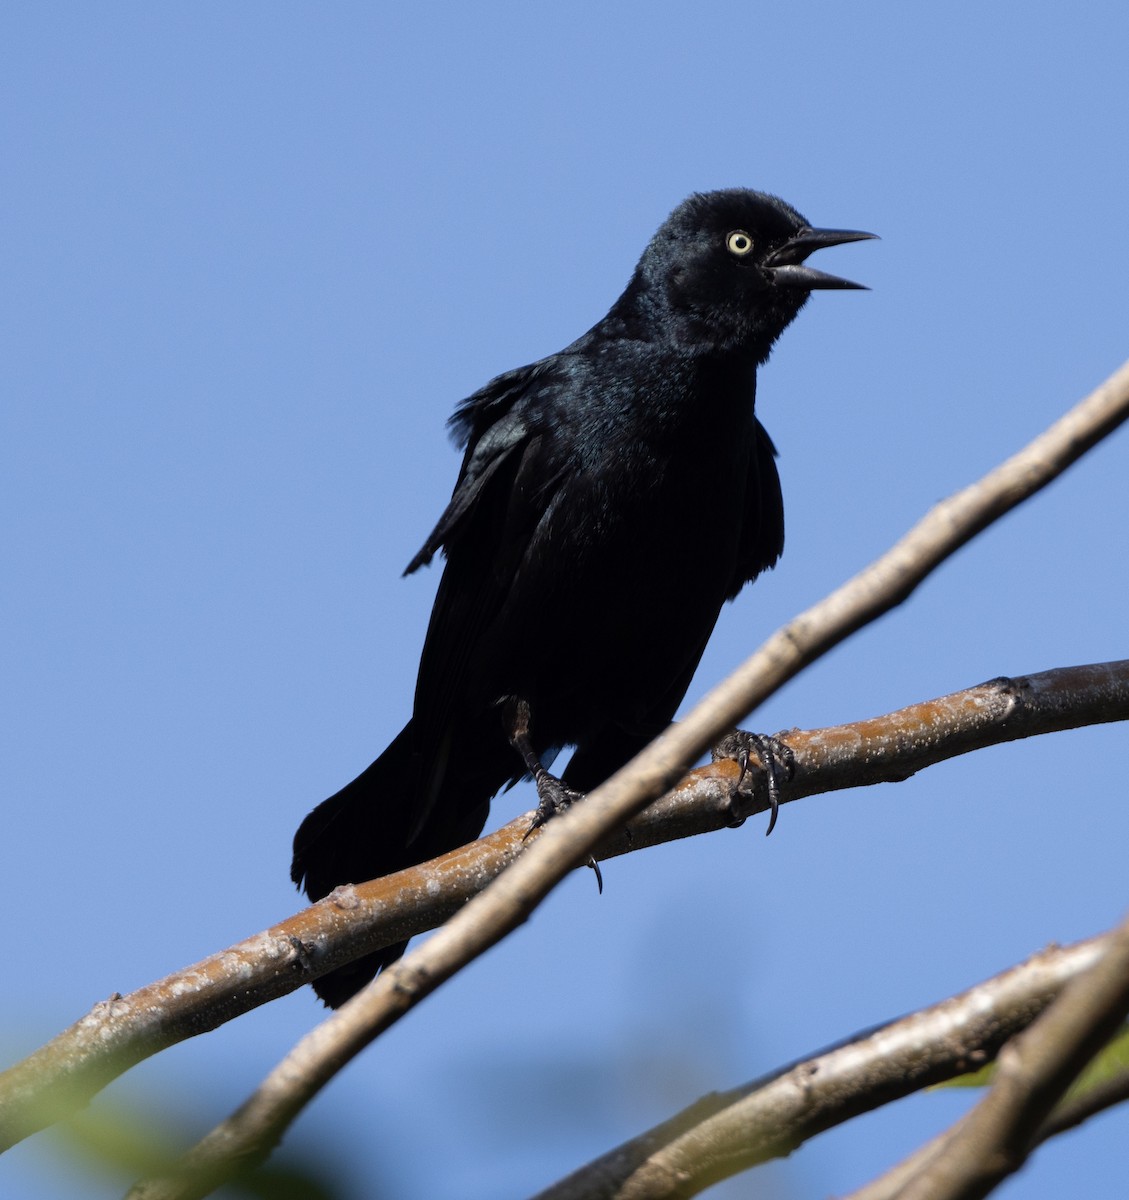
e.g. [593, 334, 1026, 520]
[623, 188, 875, 360]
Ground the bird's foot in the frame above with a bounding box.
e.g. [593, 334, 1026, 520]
[712, 730, 796, 836]
[523, 771, 602, 892]
[525, 769, 585, 834]
[503, 698, 601, 889]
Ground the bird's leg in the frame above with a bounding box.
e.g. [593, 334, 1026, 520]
[712, 730, 796, 835]
[502, 698, 602, 891]
[503, 697, 586, 830]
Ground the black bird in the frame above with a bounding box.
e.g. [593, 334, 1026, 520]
[292, 189, 873, 1005]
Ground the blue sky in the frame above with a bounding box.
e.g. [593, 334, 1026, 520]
[3, 5, 1128, 1198]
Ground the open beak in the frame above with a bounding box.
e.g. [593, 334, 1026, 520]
[764, 227, 877, 291]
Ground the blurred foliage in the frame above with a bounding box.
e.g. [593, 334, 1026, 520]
[45, 1092, 366, 1199]
[938, 1021, 1129, 1103]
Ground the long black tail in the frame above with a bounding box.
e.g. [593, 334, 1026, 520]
[291, 720, 493, 1007]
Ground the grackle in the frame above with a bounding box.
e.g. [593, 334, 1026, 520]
[292, 189, 873, 1005]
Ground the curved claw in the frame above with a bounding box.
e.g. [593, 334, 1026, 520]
[588, 856, 603, 894]
[724, 732, 795, 835]
[520, 792, 604, 888]
[523, 771, 585, 839]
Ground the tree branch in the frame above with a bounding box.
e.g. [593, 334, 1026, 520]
[120, 358, 1129, 1198]
[529, 934, 1113, 1200]
[3, 660, 1126, 1158]
[850, 910, 1129, 1200]
[1035, 1063, 1129, 1142]
[840, 1061, 1129, 1200]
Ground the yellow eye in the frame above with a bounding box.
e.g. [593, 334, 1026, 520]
[726, 230, 754, 257]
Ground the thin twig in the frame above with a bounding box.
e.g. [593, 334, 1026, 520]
[124, 359, 1129, 1198]
[1036, 1064, 1129, 1141]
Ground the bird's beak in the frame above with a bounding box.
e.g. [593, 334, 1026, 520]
[764, 227, 877, 291]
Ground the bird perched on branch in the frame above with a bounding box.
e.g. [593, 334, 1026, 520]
[292, 189, 874, 1005]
